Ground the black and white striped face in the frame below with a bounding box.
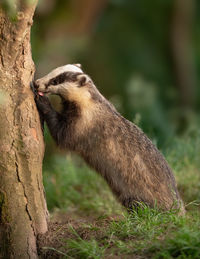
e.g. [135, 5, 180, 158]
[34, 64, 92, 99]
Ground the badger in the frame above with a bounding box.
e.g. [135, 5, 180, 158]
[33, 64, 184, 213]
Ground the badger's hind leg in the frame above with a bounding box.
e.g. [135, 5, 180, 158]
[122, 197, 152, 212]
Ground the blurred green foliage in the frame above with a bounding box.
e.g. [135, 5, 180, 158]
[1, 0, 36, 18]
[1, 0, 17, 17]
[31, 0, 200, 147]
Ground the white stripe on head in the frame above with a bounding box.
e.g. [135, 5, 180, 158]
[40, 64, 84, 84]
[60, 64, 83, 74]
[35, 64, 83, 90]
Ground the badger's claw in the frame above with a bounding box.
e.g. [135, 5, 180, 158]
[35, 95, 52, 115]
[30, 81, 38, 98]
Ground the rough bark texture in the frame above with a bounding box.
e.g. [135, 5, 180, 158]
[0, 1, 48, 258]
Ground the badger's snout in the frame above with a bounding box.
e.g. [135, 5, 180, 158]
[32, 80, 47, 96]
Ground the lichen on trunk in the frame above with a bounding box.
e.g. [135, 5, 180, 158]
[0, 1, 48, 258]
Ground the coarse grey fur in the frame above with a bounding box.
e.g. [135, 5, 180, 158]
[34, 64, 185, 214]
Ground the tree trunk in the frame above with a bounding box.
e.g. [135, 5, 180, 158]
[0, 1, 48, 258]
[171, 0, 196, 109]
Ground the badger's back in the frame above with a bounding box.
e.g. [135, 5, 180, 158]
[71, 100, 183, 211]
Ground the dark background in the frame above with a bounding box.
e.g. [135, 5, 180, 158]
[32, 0, 200, 148]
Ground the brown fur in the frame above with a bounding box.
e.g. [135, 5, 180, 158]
[34, 65, 185, 213]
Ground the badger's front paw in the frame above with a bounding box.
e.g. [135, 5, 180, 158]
[35, 95, 52, 114]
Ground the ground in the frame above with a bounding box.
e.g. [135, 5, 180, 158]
[38, 129, 200, 259]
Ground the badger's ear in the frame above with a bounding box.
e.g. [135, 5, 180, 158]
[75, 63, 82, 68]
[77, 74, 91, 87]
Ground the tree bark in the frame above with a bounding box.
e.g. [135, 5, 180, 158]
[0, 1, 48, 258]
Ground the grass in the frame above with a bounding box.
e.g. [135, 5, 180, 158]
[65, 225, 106, 259]
[41, 130, 200, 258]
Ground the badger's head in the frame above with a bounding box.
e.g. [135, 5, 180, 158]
[34, 64, 94, 104]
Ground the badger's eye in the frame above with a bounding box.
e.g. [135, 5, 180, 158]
[52, 74, 66, 85]
[46, 72, 67, 87]
[46, 72, 82, 87]
[51, 78, 59, 85]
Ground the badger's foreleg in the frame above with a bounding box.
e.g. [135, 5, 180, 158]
[34, 95, 64, 144]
